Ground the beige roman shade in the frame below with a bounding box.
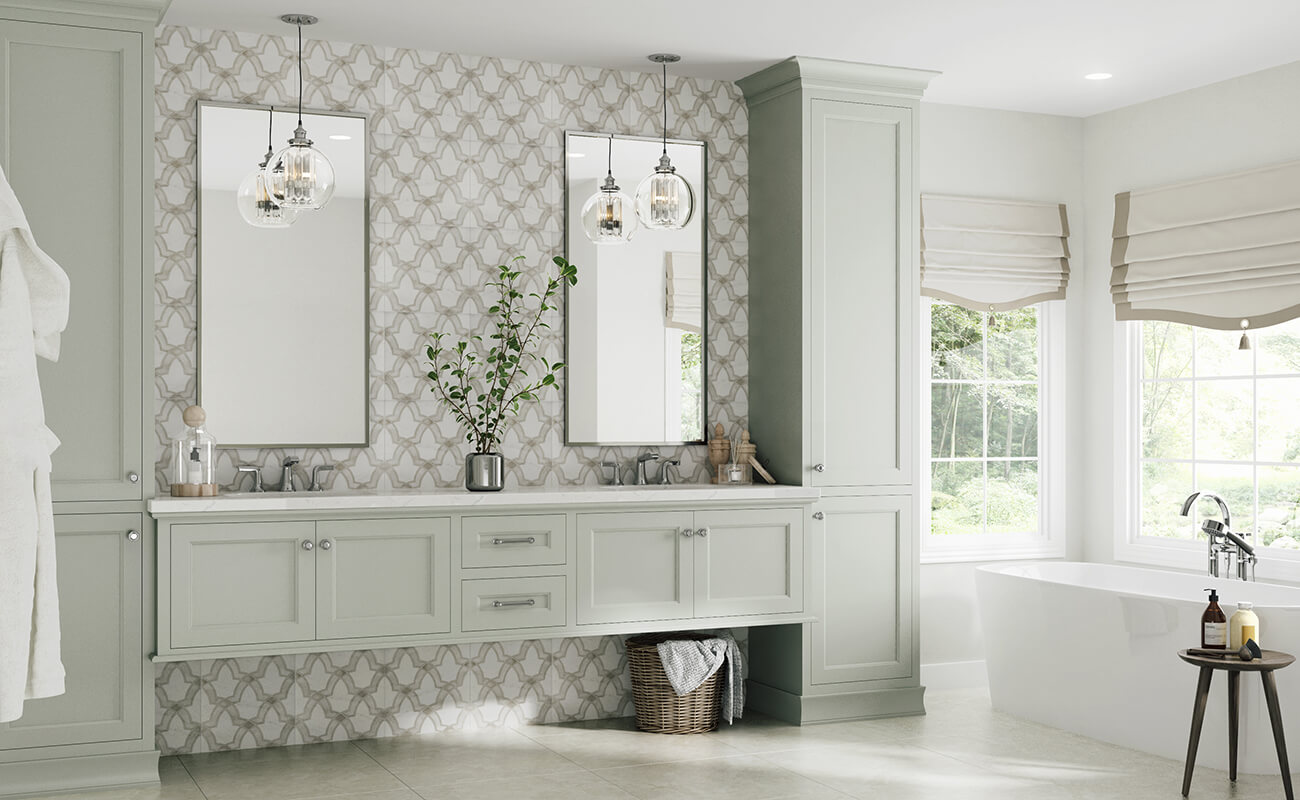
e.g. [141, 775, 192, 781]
[920, 194, 1070, 312]
[665, 251, 702, 333]
[1112, 159, 1300, 329]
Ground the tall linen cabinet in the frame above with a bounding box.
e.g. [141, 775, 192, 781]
[0, 0, 162, 793]
[739, 58, 934, 722]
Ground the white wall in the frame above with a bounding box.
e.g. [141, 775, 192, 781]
[1080, 60, 1300, 566]
[919, 103, 1085, 684]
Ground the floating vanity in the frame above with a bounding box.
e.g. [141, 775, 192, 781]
[149, 486, 818, 661]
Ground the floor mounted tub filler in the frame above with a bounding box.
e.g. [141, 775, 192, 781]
[977, 561, 1300, 774]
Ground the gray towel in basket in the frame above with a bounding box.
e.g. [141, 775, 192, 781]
[656, 635, 744, 723]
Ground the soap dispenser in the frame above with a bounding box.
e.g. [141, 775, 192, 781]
[1202, 588, 1228, 649]
[171, 405, 217, 497]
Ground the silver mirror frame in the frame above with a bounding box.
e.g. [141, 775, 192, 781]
[561, 129, 709, 447]
[195, 100, 371, 448]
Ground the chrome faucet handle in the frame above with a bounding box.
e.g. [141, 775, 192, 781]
[599, 461, 623, 486]
[659, 459, 681, 485]
[309, 464, 335, 492]
[235, 465, 264, 493]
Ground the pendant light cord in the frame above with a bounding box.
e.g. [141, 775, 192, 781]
[661, 60, 668, 156]
[266, 105, 274, 150]
[607, 134, 614, 177]
[295, 22, 301, 126]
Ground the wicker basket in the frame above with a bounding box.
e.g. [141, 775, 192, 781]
[627, 632, 722, 734]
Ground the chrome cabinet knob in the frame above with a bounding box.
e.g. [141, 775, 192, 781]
[680, 527, 695, 537]
[127, 471, 140, 483]
[696, 527, 709, 538]
[126, 529, 140, 541]
[813, 464, 825, 473]
[301, 540, 314, 551]
[319, 539, 332, 551]
[812, 511, 825, 520]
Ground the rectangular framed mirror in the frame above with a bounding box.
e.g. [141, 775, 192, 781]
[197, 102, 368, 447]
[563, 131, 707, 446]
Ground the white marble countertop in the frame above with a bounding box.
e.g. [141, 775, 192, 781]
[148, 484, 820, 515]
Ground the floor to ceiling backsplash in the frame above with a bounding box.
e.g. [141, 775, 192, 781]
[154, 25, 749, 493]
[152, 26, 749, 755]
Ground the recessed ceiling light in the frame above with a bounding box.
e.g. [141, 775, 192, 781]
[328, 134, 352, 140]
[1084, 72, 1113, 81]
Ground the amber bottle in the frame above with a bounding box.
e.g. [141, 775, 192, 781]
[1202, 588, 1228, 649]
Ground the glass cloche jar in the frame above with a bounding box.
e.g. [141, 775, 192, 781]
[170, 405, 217, 496]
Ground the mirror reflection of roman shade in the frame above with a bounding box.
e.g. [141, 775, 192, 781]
[920, 195, 1070, 312]
[1112, 160, 1300, 329]
[665, 251, 702, 333]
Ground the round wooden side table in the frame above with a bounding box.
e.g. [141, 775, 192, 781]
[1178, 648, 1295, 799]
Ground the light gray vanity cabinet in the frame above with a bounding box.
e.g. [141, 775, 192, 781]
[0, 14, 148, 503]
[0, 514, 143, 753]
[316, 518, 452, 639]
[739, 57, 932, 723]
[168, 521, 317, 649]
[575, 508, 803, 625]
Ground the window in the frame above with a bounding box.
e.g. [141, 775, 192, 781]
[924, 301, 1062, 561]
[1139, 318, 1300, 552]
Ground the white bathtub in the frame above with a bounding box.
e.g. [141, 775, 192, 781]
[976, 561, 1300, 774]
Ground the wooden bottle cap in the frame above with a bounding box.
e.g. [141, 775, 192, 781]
[182, 405, 206, 428]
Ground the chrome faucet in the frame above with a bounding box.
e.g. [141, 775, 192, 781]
[278, 456, 300, 492]
[635, 451, 661, 486]
[309, 464, 335, 492]
[1181, 491, 1256, 580]
[659, 459, 681, 485]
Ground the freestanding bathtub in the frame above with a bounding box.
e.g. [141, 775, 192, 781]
[976, 561, 1300, 774]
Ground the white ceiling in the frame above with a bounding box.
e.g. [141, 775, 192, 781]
[163, 0, 1300, 117]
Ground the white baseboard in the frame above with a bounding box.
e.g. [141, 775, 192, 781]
[921, 659, 988, 690]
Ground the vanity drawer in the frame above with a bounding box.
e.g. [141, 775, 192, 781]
[460, 576, 567, 632]
[461, 514, 566, 568]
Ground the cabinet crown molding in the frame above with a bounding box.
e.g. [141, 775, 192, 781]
[0, 0, 169, 24]
[738, 56, 939, 106]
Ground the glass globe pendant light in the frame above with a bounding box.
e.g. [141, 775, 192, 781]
[264, 14, 335, 210]
[634, 53, 695, 230]
[237, 105, 297, 228]
[581, 135, 638, 244]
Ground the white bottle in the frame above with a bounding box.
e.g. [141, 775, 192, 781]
[1230, 601, 1260, 650]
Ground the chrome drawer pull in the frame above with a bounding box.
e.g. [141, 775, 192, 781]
[491, 536, 537, 545]
[680, 527, 695, 537]
[126, 530, 140, 542]
[492, 598, 537, 608]
[319, 539, 332, 551]
[302, 540, 314, 551]
[696, 527, 709, 538]
[812, 511, 825, 520]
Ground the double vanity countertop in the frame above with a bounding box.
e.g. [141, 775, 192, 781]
[148, 483, 821, 516]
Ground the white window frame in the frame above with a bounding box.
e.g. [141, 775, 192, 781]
[1115, 321, 1300, 582]
[921, 299, 1066, 563]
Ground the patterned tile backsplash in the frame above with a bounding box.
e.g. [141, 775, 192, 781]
[154, 25, 749, 493]
[152, 26, 750, 755]
[155, 632, 748, 755]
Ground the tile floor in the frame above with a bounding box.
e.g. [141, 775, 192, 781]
[27, 688, 1297, 799]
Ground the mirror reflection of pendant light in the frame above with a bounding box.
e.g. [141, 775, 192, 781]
[581, 135, 638, 244]
[264, 14, 335, 210]
[237, 105, 297, 228]
[635, 53, 695, 230]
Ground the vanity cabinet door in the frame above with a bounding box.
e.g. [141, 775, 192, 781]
[0, 513, 142, 750]
[169, 521, 316, 648]
[0, 20, 145, 502]
[808, 99, 914, 488]
[576, 511, 694, 624]
[808, 495, 914, 684]
[315, 518, 451, 640]
[693, 508, 803, 618]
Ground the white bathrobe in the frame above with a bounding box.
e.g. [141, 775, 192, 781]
[0, 163, 69, 723]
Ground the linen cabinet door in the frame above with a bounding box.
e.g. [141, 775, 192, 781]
[0, 513, 142, 750]
[693, 508, 803, 617]
[808, 98, 914, 488]
[0, 20, 145, 501]
[316, 518, 452, 640]
[809, 495, 914, 684]
[576, 511, 694, 624]
[169, 521, 316, 648]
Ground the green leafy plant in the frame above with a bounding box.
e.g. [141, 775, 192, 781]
[425, 255, 578, 454]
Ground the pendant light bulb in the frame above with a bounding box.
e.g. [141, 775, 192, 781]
[634, 53, 695, 230]
[264, 14, 335, 210]
[237, 105, 298, 228]
[581, 135, 638, 245]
